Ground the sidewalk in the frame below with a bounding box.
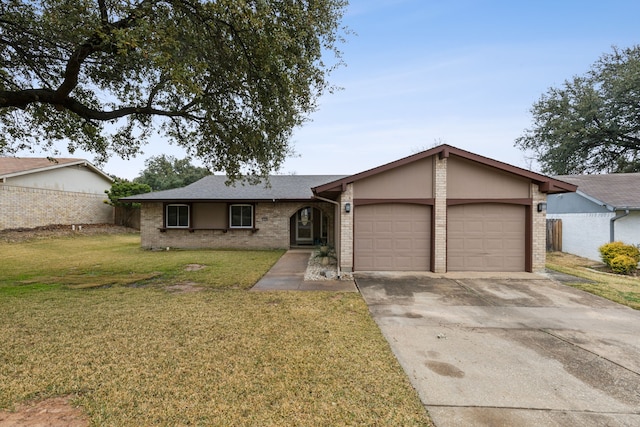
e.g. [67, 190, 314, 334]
[251, 250, 357, 292]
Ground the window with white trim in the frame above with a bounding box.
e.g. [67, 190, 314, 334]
[166, 204, 189, 228]
[230, 204, 253, 228]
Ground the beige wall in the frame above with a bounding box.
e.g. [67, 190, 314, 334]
[0, 184, 114, 230]
[192, 203, 227, 228]
[5, 165, 112, 194]
[140, 201, 335, 250]
[447, 156, 530, 199]
[354, 157, 433, 199]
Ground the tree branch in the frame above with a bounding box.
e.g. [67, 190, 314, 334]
[0, 88, 200, 121]
[54, 1, 150, 100]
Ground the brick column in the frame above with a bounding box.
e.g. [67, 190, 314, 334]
[531, 183, 547, 273]
[339, 183, 354, 272]
[433, 156, 448, 273]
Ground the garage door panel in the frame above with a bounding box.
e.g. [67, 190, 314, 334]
[375, 238, 393, 250]
[448, 204, 525, 272]
[485, 239, 505, 250]
[358, 238, 374, 250]
[395, 239, 413, 251]
[355, 204, 431, 271]
[503, 222, 522, 233]
[485, 222, 504, 233]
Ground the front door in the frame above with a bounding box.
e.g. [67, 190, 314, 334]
[296, 207, 313, 244]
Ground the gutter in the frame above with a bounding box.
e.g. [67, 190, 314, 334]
[610, 209, 630, 242]
[312, 194, 342, 279]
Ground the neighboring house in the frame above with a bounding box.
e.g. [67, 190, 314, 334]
[0, 157, 114, 230]
[123, 144, 575, 273]
[547, 173, 640, 261]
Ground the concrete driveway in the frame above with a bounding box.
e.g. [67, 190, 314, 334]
[355, 272, 640, 426]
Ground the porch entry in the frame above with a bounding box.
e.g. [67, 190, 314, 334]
[290, 207, 328, 246]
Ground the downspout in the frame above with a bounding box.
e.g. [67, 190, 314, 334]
[610, 209, 629, 242]
[312, 194, 342, 279]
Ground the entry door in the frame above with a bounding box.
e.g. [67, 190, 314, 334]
[296, 207, 313, 244]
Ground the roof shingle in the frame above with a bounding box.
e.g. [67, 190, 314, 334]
[555, 173, 640, 209]
[122, 175, 348, 202]
[0, 157, 84, 177]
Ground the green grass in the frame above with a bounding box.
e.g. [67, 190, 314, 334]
[0, 234, 431, 426]
[547, 252, 640, 310]
[0, 234, 283, 290]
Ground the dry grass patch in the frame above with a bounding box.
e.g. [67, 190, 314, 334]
[0, 288, 429, 425]
[547, 252, 640, 309]
[0, 233, 431, 425]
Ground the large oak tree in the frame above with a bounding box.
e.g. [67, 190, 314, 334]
[0, 0, 347, 180]
[134, 154, 210, 190]
[515, 45, 640, 175]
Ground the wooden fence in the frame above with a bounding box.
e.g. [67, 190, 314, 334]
[546, 219, 562, 252]
[114, 206, 141, 229]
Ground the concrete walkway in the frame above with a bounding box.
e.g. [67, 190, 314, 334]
[251, 250, 357, 291]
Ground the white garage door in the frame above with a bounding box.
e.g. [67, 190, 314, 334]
[355, 204, 431, 271]
[448, 204, 526, 272]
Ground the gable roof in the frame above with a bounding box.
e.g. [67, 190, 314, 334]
[0, 157, 113, 182]
[122, 175, 348, 202]
[554, 173, 640, 210]
[313, 144, 577, 197]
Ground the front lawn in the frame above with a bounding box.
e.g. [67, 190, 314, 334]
[0, 233, 431, 426]
[546, 252, 640, 310]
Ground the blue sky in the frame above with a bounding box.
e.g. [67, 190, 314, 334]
[55, 0, 640, 178]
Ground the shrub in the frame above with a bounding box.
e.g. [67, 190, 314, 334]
[609, 254, 639, 274]
[599, 241, 640, 274]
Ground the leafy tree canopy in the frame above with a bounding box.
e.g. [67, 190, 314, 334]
[0, 0, 348, 180]
[105, 179, 151, 207]
[515, 45, 640, 175]
[134, 154, 210, 190]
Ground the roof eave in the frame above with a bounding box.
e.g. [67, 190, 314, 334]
[313, 144, 578, 195]
[0, 159, 113, 182]
[120, 197, 318, 203]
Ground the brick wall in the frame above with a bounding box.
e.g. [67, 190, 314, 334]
[339, 183, 354, 272]
[139, 201, 335, 250]
[433, 156, 448, 273]
[0, 184, 114, 230]
[531, 183, 547, 272]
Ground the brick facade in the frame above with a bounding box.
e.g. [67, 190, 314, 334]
[531, 183, 547, 273]
[433, 155, 448, 273]
[139, 201, 335, 250]
[134, 146, 559, 273]
[339, 183, 354, 272]
[0, 184, 113, 230]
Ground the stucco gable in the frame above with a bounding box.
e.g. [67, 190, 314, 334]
[313, 144, 576, 198]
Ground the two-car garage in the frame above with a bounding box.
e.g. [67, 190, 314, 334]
[311, 144, 576, 274]
[354, 202, 526, 272]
